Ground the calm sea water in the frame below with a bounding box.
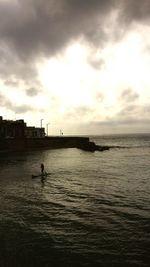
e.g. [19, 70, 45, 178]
[0, 134, 149, 267]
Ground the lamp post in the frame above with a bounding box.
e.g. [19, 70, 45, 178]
[60, 129, 63, 136]
[46, 123, 50, 136]
[40, 119, 44, 128]
[40, 119, 44, 137]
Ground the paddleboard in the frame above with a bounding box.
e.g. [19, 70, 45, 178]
[32, 172, 51, 179]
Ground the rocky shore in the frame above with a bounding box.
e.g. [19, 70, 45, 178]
[0, 136, 110, 152]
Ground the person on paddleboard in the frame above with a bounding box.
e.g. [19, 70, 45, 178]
[41, 163, 45, 174]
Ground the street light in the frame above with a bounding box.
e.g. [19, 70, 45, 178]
[40, 119, 44, 128]
[46, 123, 50, 136]
[60, 129, 63, 136]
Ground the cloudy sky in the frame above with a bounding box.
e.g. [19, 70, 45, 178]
[0, 0, 150, 135]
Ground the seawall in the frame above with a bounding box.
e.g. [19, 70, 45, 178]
[0, 136, 109, 152]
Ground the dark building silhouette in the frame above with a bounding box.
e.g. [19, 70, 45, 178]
[0, 116, 26, 138]
[0, 116, 45, 138]
[25, 126, 45, 138]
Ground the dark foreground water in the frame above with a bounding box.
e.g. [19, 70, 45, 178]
[0, 134, 150, 267]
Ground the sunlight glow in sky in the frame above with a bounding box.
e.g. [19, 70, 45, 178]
[0, 0, 150, 134]
[36, 31, 150, 134]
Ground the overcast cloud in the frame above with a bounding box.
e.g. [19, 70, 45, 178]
[0, 0, 144, 80]
[0, 91, 35, 113]
[0, 0, 150, 133]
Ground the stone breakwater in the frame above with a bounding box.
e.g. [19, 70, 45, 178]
[0, 136, 109, 152]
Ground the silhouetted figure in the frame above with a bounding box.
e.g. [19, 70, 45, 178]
[41, 163, 44, 174]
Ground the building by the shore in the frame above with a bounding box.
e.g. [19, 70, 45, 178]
[0, 116, 109, 152]
[0, 116, 45, 138]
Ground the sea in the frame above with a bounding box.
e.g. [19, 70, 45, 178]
[0, 134, 149, 267]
